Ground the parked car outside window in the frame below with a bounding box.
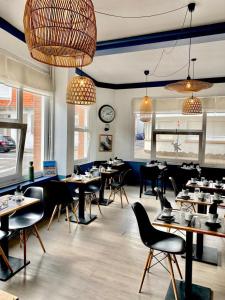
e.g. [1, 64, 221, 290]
[0, 135, 16, 152]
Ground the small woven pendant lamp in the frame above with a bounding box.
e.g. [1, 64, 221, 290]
[67, 76, 96, 105]
[24, 0, 97, 67]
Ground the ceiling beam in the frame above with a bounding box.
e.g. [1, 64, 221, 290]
[76, 69, 225, 90]
[96, 22, 225, 56]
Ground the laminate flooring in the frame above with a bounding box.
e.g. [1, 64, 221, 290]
[1, 186, 225, 300]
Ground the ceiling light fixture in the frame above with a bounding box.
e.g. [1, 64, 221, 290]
[67, 76, 96, 105]
[24, 0, 97, 67]
[182, 58, 202, 114]
[165, 3, 213, 93]
[140, 70, 152, 122]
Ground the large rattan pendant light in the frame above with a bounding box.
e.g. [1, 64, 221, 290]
[24, 0, 97, 67]
[67, 75, 96, 105]
[165, 3, 213, 93]
[140, 70, 153, 122]
[182, 58, 202, 114]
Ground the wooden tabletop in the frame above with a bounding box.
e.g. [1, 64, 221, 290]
[64, 175, 101, 185]
[153, 211, 225, 238]
[0, 195, 40, 217]
[186, 180, 225, 192]
[101, 169, 118, 175]
[176, 192, 225, 208]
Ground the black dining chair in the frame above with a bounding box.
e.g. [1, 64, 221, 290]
[8, 187, 46, 263]
[169, 177, 180, 197]
[47, 181, 79, 233]
[108, 169, 131, 207]
[132, 202, 185, 299]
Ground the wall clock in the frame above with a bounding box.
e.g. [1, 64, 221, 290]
[98, 105, 115, 123]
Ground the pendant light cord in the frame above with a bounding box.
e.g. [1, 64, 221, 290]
[187, 10, 193, 78]
[95, 5, 187, 19]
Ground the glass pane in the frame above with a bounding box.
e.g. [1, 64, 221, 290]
[205, 113, 225, 165]
[0, 128, 18, 177]
[23, 91, 44, 174]
[74, 131, 88, 160]
[75, 105, 88, 128]
[0, 84, 17, 120]
[156, 114, 202, 130]
[134, 114, 151, 159]
[156, 134, 199, 162]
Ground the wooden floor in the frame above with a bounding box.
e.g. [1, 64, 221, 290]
[1, 186, 225, 300]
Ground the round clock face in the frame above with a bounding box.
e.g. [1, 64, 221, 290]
[98, 105, 115, 123]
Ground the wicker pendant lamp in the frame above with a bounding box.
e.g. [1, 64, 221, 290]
[165, 3, 213, 93]
[67, 75, 96, 105]
[24, 0, 97, 67]
[140, 70, 152, 122]
[182, 95, 202, 114]
[182, 58, 202, 114]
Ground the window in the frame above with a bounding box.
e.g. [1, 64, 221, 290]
[133, 96, 225, 167]
[74, 105, 89, 161]
[134, 114, 151, 159]
[0, 82, 52, 186]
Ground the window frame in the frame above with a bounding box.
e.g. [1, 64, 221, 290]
[0, 82, 52, 187]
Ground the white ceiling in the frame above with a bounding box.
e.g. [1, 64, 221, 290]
[0, 0, 225, 84]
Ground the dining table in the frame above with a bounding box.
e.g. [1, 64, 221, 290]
[153, 211, 225, 300]
[175, 192, 225, 265]
[0, 194, 40, 281]
[186, 180, 225, 194]
[64, 175, 101, 225]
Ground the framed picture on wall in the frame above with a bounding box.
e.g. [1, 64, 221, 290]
[99, 134, 113, 152]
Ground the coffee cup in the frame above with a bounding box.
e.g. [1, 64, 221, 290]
[199, 192, 205, 200]
[213, 193, 220, 200]
[203, 180, 209, 186]
[191, 178, 196, 184]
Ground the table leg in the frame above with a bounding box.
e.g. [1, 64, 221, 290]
[0, 215, 30, 281]
[193, 204, 219, 265]
[96, 177, 113, 206]
[69, 185, 97, 225]
[165, 230, 212, 300]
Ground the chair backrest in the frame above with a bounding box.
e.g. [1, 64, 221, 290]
[48, 180, 74, 205]
[74, 165, 83, 175]
[140, 165, 160, 181]
[169, 177, 179, 197]
[120, 168, 132, 186]
[131, 202, 157, 245]
[22, 186, 44, 215]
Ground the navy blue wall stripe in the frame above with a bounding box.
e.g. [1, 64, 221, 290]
[1, 17, 225, 89]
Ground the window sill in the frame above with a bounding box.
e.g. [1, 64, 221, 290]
[0, 175, 58, 196]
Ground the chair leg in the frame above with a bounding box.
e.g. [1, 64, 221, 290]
[89, 197, 92, 218]
[57, 204, 62, 222]
[173, 254, 183, 280]
[22, 229, 27, 264]
[139, 250, 153, 293]
[47, 205, 58, 230]
[147, 249, 154, 271]
[65, 206, 71, 233]
[0, 246, 13, 273]
[71, 203, 79, 223]
[119, 189, 123, 208]
[167, 254, 179, 300]
[33, 225, 46, 253]
[122, 187, 129, 204]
